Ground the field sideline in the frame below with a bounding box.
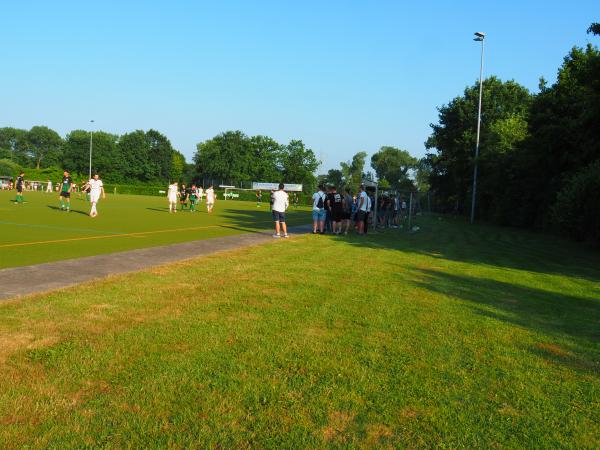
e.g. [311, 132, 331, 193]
[0, 216, 599, 447]
[0, 190, 310, 269]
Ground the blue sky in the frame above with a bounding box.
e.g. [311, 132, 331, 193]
[1, 1, 597, 173]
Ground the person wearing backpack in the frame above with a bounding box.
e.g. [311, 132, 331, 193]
[312, 184, 327, 234]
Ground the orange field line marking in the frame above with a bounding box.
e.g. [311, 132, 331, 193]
[0, 224, 227, 249]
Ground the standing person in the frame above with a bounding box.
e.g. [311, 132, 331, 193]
[189, 184, 198, 212]
[311, 184, 327, 234]
[326, 186, 345, 235]
[168, 181, 179, 213]
[356, 184, 369, 235]
[293, 192, 299, 208]
[205, 184, 216, 213]
[324, 186, 333, 233]
[46, 179, 53, 193]
[365, 192, 374, 234]
[58, 170, 73, 212]
[391, 195, 399, 228]
[256, 190, 262, 207]
[271, 183, 289, 238]
[83, 173, 106, 218]
[179, 184, 188, 211]
[342, 188, 353, 234]
[269, 189, 275, 208]
[14, 171, 25, 205]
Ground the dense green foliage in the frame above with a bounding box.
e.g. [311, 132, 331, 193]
[1, 127, 320, 192]
[193, 131, 319, 193]
[426, 28, 600, 244]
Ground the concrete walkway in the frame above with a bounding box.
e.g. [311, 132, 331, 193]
[0, 225, 311, 301]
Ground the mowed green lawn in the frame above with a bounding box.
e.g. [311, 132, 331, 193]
[1, 216, 599, 448]
[0, 190, 310, 269]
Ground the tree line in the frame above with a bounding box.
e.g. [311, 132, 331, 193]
[0, 127, 321, 192]
[0, 127, 187, 184]
[424, 23, 600, 244]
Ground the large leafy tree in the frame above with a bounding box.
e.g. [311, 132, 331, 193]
[370, 146, 417, 190]
[194, 131, 253, 184]
[248, 135, 282, 182]
[22, 126, 64, 169]
[425, 76, 531, 216]
[170, 150, 186, 182]
[63, 130, 121, 181]
[279, 139, 319, 192]
[0, 127, 29, 163]
[340, 151, 367, 191]
[117, 130, 176, 183]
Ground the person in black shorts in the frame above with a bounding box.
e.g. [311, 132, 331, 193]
[179, 184, 189, 210]
[326, 186, 345, 235]
[59, 170, 73, 211]
[14, 171, 25, 205]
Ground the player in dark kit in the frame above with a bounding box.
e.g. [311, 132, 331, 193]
[59, 170, 73, 211]
[14, 171, 25, 204]
[179, 184, 189, 211]
[189, 184, 198, 212]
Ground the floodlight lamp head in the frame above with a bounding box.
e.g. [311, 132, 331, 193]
[474, 31, 485, 39]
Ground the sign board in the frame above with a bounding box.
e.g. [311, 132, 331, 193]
[252, 182, 303, 192]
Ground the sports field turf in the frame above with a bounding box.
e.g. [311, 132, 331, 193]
[1, 215, 599, 448]
[0, 190, 310, 269]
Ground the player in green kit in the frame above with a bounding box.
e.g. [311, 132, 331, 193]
[14, 171, 25, 204]
[189, 184, 198, 212]
[59, 170, 73, 211]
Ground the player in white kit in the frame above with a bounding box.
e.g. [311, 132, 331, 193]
[168, 182, 179, 213]
[205, 185, 216, 213]
[84, 174, 106, 218]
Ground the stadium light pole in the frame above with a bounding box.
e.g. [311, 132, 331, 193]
[88, 120, 94, 180]
[470, 31, 485, 224]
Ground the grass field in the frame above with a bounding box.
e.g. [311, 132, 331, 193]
[1, 214, 599, 448]
[0, 190, 310, 269]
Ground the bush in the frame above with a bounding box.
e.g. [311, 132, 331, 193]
[0, 159, 21, 177]
[551, 161, 600, 245]
[104, 184, 166, 196]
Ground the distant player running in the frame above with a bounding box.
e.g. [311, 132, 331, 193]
[59, 170, 73, 212]
[205, 184, 216, 213]
[14, 171, 25, 205]
[168, 181, 179, 213]
[83, 174, 105, 218]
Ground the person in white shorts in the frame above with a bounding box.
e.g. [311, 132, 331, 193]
[46, 179, 53, 193]
[84, 174, 106, 218]
[205, 184, 216, 213]
[197, 186, 204, 203]
[168, 181, 179, 213]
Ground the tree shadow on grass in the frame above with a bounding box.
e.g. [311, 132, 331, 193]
[46, 205, 88, 216]
[338, 215, 600, 282]
[218, 208, 311, 231]
[412, 268, 600, 376]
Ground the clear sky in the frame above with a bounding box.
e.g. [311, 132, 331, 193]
[1, 1, 597, 173]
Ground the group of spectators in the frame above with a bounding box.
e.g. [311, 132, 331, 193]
[311, 184, 410, 235]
